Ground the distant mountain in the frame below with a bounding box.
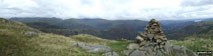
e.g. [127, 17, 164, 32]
[10, 17, 149, 40]
[25, 22, 62, 29]
[202, 18, 213, 21]
[10, 17, 197, 40]
[76, 19, 112, 30]
[168, 21, 213, 40]
[159, 20, 196, 34]
[10, 17, 62, 25]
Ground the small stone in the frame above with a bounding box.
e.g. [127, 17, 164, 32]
[147, 34, 154, 39]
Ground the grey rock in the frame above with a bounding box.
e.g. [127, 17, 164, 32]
[72, 43, 112, 53]
[129, 50, 146, 56]
[121, 49, 134, 55]
[71, 42, 84, 47]
[171, 46, 197, 56]
[147, 34, 154, 39]
[102, 52, 119, 56]
[129, 19, 197, 56]
[22, 31, 38, 37]
[155, 50, 163, 56]
[164, 42, 173, 54]
[127, 43, 140, 50]
[2, 19, 6, 22]
[125, 42, 197, 56]
[82, 44, 112, 52]
[139, 46, 155, 55]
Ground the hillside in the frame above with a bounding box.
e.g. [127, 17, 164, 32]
[168, 21, 213, 52]
[0, 18, 129, 56]
[168, 21, 213, 40]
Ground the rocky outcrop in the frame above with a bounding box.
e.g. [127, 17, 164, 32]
[121, 49, 134, 55]
[102, 52, 119, 56]
[22, 31, 38, 37]
[122, 19, 197, 56]
[123, 42, 197, 56]
[127, 43, 140, 50]
[72, 42, 119, 56]
[72, 42, 112, 53]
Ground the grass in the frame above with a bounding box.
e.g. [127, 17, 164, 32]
[0, 18, 106, 56]
[108, 40, 132, 56]
[23, 33, 104, 56]
[169, 37, 213, 52]
[0, 18, 38, 56]
[70, 34, 115, 45]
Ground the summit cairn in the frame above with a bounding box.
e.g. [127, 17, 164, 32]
[137, 19, 167, 51]
[122, 19, 197, 56]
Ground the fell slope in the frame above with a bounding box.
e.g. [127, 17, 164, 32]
[0, 18, 122, 56]
[168, 21, 213, 40]
[168, 21, 213, 52]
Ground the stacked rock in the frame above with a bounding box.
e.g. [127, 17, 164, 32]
[137, 19, 167, 51]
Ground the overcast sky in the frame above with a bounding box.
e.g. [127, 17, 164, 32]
[0, 0, 213, 20]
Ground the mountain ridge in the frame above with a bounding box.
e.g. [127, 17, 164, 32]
[10, 17, 202, 40]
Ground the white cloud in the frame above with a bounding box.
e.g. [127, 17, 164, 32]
[0, 0, 213, 20]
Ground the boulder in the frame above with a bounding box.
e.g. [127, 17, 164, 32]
[123, 42, 197, 56]
[155, 50, 164, 56]
[171, 46, 197, 56]
[72, 43, 112, 53]
[139, 45, 155, 54]
[71, 42, 84, 47]
[129, 50, 146, 56]
[127, 43, 140, 50]
[82, 44, 112, 52]
[102, 52, 119, 56]
[121, 49, 134, 55]
[22, 31, 38, 37]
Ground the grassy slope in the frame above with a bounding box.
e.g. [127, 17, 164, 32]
[169, 35, 213, 52]
[0, 18, 40, 56]
[0, 18, 130, 56]
[169, 21, 213, 52]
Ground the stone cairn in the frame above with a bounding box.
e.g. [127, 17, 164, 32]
[136, 19, 167, 51]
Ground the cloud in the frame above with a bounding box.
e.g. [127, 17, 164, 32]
[0, 0, 213, 20]
[181, 0, 213, 6]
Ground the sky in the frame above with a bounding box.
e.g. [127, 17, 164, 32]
[0, 0, 213, 20]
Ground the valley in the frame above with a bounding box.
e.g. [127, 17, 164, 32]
[1, 17, 213, 56]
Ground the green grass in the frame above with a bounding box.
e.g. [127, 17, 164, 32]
[70, 34, 115, 45]
[23, 33, 104, 56]
[0, 18, 106, 56]
[108, 40, 132, 56]
[169, 37, 213, 52]
[0, 18, 38, 56]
